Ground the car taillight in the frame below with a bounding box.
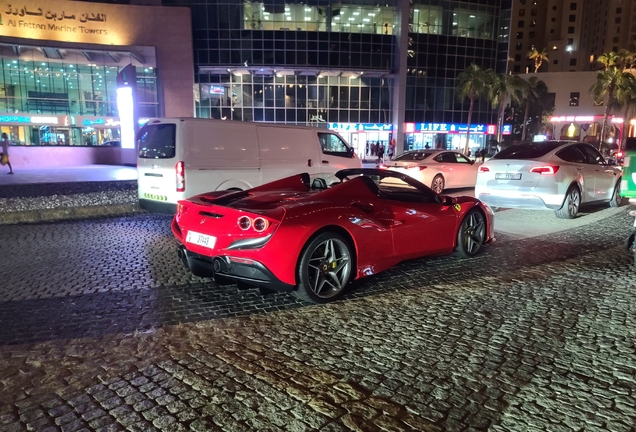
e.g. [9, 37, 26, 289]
[253, 217, 269, 232]
[238, 216, 251, 230]
[236, 216, 271, 233]
[617, 152, 623, 158]
[410, 166, 427, 170]
[176, 161, 185, 192]
[478, 166, 490, 173]
[529, 165, 560, 175]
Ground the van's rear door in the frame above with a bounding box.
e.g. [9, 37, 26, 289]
[137, 121, 179, 211]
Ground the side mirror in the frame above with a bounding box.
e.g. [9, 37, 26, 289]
[440, 195, 453, 206]
[347, 147, 355, 158]
[470, 160, 475, 165]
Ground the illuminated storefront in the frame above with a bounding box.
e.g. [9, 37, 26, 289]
[328, 123, 392, 158]
[404, 122, 498, 152]
[0, 0, 193, 167]
[547, 115, 624, 146]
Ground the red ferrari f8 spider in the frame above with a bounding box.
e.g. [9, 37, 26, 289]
[172, 168, 495, 303]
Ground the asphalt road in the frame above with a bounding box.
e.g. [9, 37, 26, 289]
[0, 205, 635, 431]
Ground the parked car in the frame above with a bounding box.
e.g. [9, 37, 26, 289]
[137, 118, 361, 214]
[475, 140, 623, 219]
[172, 168, 495, 304]
[381, 150, 479, 193]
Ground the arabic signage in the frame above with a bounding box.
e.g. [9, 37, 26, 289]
[0, 0, 129, 44]
[405, 123, 497, 134]
[0, 113, 120, 127]
[549, 115, 624, 124]
[502, 124, 512, 135]
[328, 123, 393, 132]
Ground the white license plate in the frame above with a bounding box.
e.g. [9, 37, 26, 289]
[186, 230, 216, 249]
[495, 173, 522, 180]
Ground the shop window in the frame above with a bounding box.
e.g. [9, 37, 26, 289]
[569, 92, 580, 106]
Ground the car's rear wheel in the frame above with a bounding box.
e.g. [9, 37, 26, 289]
[555, 186, 580, 219]
[455, 209, 486, 258]
[431, 175, 445, 194]
[609, 181, 623, 207]
[294, 232, 352, 304]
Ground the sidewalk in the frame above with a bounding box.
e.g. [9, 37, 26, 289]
[0, 165, 141, 225]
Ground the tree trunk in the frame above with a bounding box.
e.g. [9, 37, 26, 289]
[464, 97, 475, 154]
[521, 97, 531, 141]
[622, 102, 630, 148]
[600, 101, 610, 152]
[497, 99, 506, 144]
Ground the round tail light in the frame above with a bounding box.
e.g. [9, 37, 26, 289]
[253, 217, 269, 232]
[238, 216, 251, 230]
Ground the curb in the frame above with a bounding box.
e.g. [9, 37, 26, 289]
[0, 203, 146, 225]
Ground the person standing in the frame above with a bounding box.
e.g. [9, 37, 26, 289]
[1, 133, 14, 174]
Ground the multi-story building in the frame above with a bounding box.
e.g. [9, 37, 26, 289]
[162, 0, 507, 156]
[509, 0, 636, 74]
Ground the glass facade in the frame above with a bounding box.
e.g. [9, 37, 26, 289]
[163, 0, 502, 152]
[0, 49, 159, 146]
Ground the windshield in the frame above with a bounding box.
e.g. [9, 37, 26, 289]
[493, 142, 566, 159]
[138, 123, 176, 159]
[393, 151, 433, 161]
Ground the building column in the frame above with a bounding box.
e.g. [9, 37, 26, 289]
[391, 0, 409, 155]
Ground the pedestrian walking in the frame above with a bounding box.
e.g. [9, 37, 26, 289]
[1, 133, 14, 174]
[377, 142, 385, 163]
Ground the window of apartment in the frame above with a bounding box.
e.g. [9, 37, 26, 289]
[613, 36, 620, 43]
[550, 29, 555, 33]
[570, 3, 577, 10]
[554, 59, 558, 64]
[617, 27, 621, 33]
[516, 42, 523, 50]
[552, 6, 557, 10]
[567, 38, 574, 45]
[520, 0, 526, 4]
[568, 26, 575, 34]
[570, 58, 577, 66]
[613, 46, 619, 52]
[519, 9, 525, 16]
[518, 20, 525, 27]
[515, 54, 521, 61]
[551, 17, 556, 22]
[617, 7, 622, 14]
[514, 65, 521, 72]
[569, 92, 580, 106]
[569, 15, 576, 22]
[529, 31, 535, 38]
[616, 17, 622, 24]
[531, 9, 537, 16]
[530, 20, 536, 27]
[517, 31, 524, 38]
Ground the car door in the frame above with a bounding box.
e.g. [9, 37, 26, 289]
[453, 152, 478, 187]
[381, 182, 458, 258]
[573, 144, 600, 201]
[317, 132, 358, 170]
[578, 144, 616, 201]
[433, 152, 457, 187]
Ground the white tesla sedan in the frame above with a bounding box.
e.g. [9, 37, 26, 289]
[382, 150, 479, 193]
[475, 141, 623, 219]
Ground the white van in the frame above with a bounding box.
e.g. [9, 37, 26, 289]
[137, 118, 362, 213]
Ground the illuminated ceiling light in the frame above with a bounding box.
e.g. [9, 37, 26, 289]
[285, 12, 290, 15]
[363, 18, 370, 22]
[353, 12, 360, 15]
[287, 16, 291, 20]
[349, 17, 355, 21]
[414, 9, 419, 12]
[470, 15, 476, 18]
[334, 16, 340, 20]
[41, 62, 46, 65]
[12, 60, 17, 64]
[285, 7, 290, 11]
[304, 17, 311, 20]
[368, 13, 375, 16]
[305, 8, 311, 11]
[453, 22, 458, 25]
[263, 12, 270, 15]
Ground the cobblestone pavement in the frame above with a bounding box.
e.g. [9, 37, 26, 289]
[0, 207, 635, 431]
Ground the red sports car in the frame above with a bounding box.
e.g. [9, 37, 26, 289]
[172, 169, 495, 303]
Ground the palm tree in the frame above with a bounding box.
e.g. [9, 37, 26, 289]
[614, 72, 636, 147]
[590, 65, 634, 149]
[527, 48, 549, 73]
[616, 49, 635, 71]
[456, 64, 489, 154]
[520, 77, 548, 140]
[487, 71, 524, 143]
[597, 51, 620, 70]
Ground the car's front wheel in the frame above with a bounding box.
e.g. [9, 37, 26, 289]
[455, 209, 486, 258]
[294, 232, 353, 304]
[555, 186, 580, 219]
[609, 181, 623, 207]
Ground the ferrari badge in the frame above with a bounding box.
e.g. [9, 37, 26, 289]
[453, 204, 461, 211]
